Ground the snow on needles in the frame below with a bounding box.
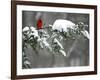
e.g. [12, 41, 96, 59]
[59, 50, 66, 57]
[54, 38, 64, 49]
[81, 30, 90, 39]
[52, 19, 75, 32]
[23, 26, 29, 32]
[30, 26, 39, 38]
[23, 26, 40, 38]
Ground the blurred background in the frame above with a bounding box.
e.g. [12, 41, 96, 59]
[22, 11, 89, 68]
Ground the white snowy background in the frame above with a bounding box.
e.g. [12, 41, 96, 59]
[0, 0, 100, 80]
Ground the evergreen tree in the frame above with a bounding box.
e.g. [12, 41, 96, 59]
[22, 19, 89, 68]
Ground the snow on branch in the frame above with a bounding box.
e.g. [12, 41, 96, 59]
[29, 26, 39, 38]
[81, 30, 89, 39]
[52, 19, 75, 32]
[59, 50, 66, 57]
[23, 26, 30, 32]
[53, 38, 64, 49]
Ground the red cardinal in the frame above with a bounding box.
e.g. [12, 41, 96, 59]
[37, 19, 43, 29]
